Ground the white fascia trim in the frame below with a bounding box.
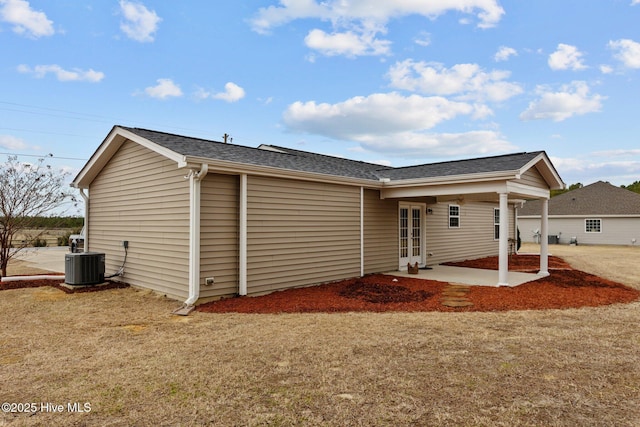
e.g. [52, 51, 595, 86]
[381, 171, 517, 188]
[116, 127, 187, 165]
[182, 156, 379, 188]
[72, 126, 187, 188]
[381, 180, 510, 199]
[519, 153, 565, 190]
[506, 181, 551, 199]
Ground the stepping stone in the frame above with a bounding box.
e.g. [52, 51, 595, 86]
[441, 283, 473, 307]
[442, 300, 474, 307]
[442, 291, 468, 297]
[447, 285, 470, 291]
[441, 297, 470, 302]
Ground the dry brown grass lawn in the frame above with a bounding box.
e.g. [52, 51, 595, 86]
[1, 245, 640, 426]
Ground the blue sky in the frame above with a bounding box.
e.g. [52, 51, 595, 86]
[2, 0, 640, 215]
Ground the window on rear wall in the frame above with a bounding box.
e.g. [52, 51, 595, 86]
[585, 218, 601, 233]
[449, 204, 460, 228]
[494, 208, 500, 240]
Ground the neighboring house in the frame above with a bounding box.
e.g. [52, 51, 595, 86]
[518, 181, 640, 246]
[71, 126, 564, 307]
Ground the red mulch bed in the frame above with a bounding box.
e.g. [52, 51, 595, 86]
[443, 254, 572, 271]
[0, 277, 129, 293]
[197, 254, 640, 313]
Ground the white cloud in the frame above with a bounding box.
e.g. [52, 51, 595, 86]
[143, 78, 183, 99]
[357, 130, 515, 157]
[282, 92, 514, 157]
[0, 0, 54, 38]
[119, 0, 161, 43]
[608, 38, 640, 69]
[0, 134, 28, 150]
[284, 92, 475, 138]
[250, 1, 503, 58]
[519, 81, 604, 122]
[592, 148, 640, 157]
[494, 46, 517, 62]
[387, 60, 523, 103]
[304, 26, 391, 57]
[599, 64, 613, 74]
[632, 0, 640, 5]
[414, 31, 431, 47]
[548, 43, 587, 71]
[17, 64, 105, 82]
[552, 155, 640, 186]
[213, 82, 246, 102]
[251, 0, 504, 34]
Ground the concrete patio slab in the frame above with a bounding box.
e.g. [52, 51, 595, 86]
[15, 247, 67, 274]
[387, 264, 542, 287]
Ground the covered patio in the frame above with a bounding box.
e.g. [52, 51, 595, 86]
[379, 151, 565, 286]
[389, 264, 542, 287]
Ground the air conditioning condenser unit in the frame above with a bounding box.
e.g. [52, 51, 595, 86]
[65, 252, 105, 285]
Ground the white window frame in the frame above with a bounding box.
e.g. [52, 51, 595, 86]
[585, 218, 602, 233]
[494, 208, 500, 240]
[449, 204, 460, 228]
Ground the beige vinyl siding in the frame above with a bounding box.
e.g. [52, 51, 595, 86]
[518, 167, 549, 190]
[518, 216, 640, 245]
[199, 173, 239, 298]
[89, 140, 190, 300]
[246, 176, 361, 294]
[363, 189, 398, 273]
[425, 201, 515, 265]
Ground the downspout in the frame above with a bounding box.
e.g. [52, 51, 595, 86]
[79, 188, 89, 250]
[183, 163, 208, 307]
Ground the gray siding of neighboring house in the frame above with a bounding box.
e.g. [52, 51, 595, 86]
[518, 216, 640, 246]
[88, 140, 190, 300]
[246, 176, 362, 295]
[425, 201, 515, 265]
[363, 189, 398, 274]
[199, 173, 239, 299]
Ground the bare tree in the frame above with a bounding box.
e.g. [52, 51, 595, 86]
[0, 155, 76, 278]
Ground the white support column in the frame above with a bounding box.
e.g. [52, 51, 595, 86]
[239, 174, 248, 295]
[539, 197, 550, 276]
[498, 192, 509, 286]
[360, 187, 364, 277]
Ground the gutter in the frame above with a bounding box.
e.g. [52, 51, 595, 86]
[176, 163, 208, 314]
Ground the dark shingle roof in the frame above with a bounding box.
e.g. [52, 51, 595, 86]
[519, 181, 640, 216]
[122, 127, 547, 183]
[123, 127, 391, 180]
[378, 151, 544, 180]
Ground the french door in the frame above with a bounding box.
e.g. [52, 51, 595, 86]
[399, 203, 425, 269]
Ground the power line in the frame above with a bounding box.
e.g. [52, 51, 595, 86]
[0, 100, 269, 146]
[0, 152, 87, 161]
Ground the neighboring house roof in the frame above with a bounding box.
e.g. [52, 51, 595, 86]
[72, 126, 564, 192]
[519, 181, 640, 216]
